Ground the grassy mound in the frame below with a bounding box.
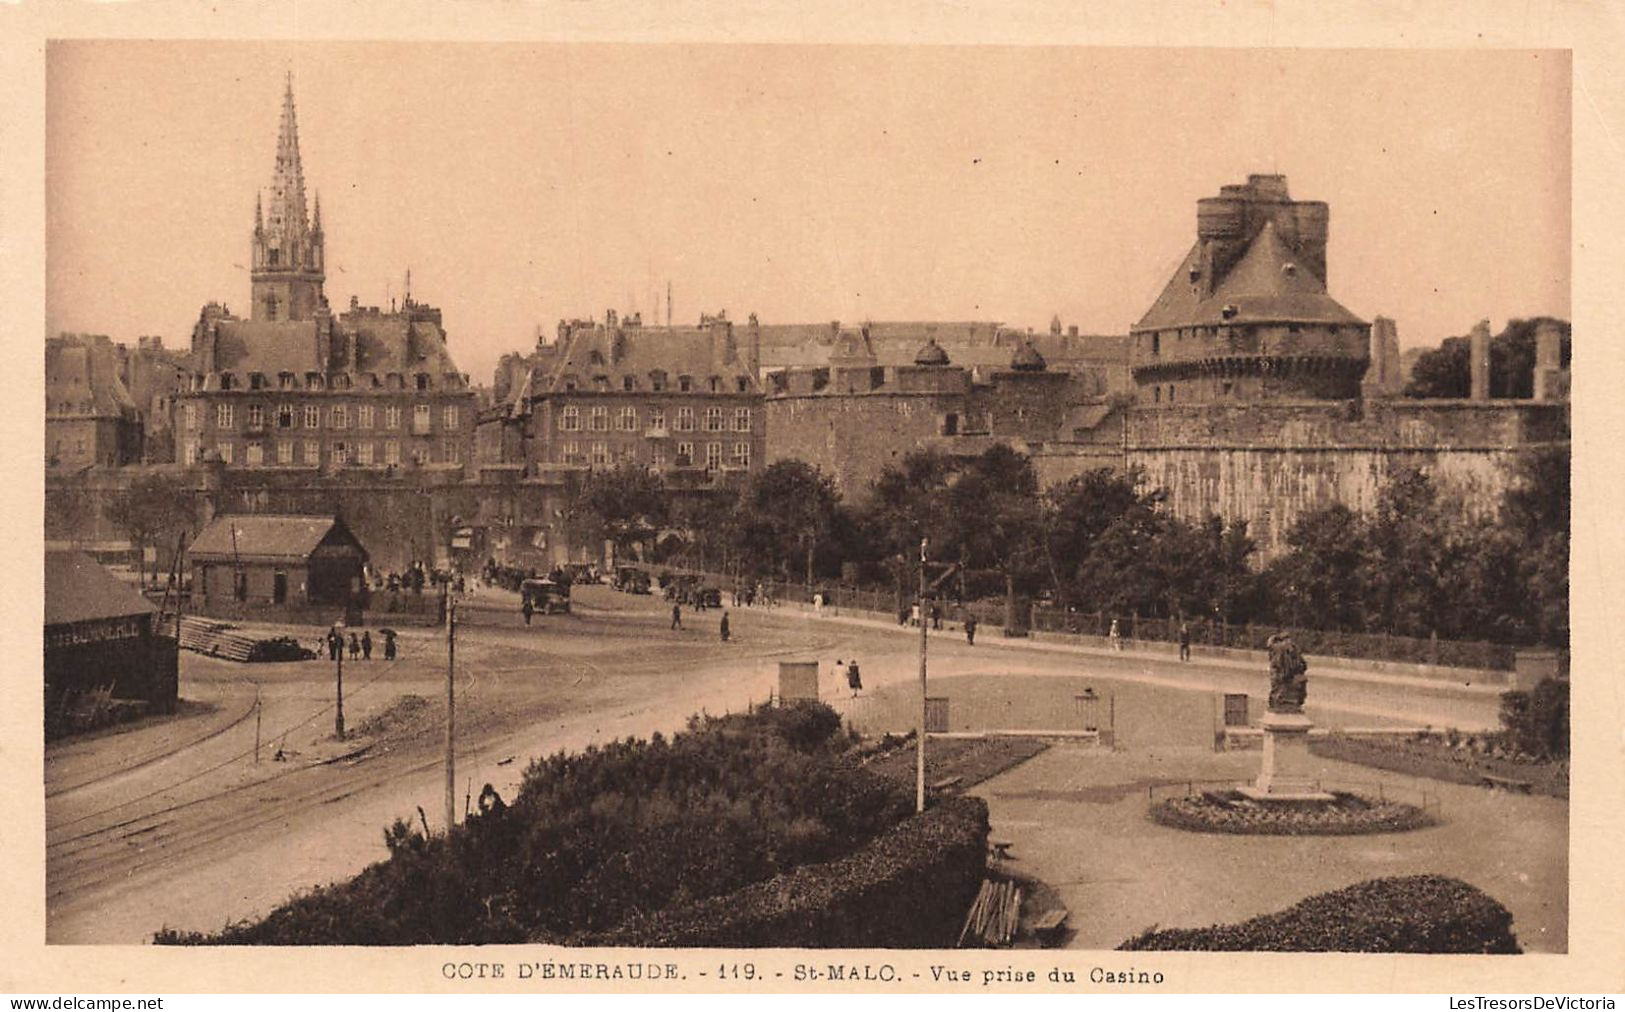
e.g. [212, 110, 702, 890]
[1119, 875, 1521, 953]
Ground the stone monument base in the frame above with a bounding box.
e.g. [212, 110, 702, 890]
[1237, 710, 1335, 802]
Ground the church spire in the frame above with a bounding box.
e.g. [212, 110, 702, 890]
[265, 71, 309, 246]
[250, 72, 324, 322]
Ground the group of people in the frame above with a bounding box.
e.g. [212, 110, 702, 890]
[833, 658, 862, 697]
[320, 625, 396, 662]
[669, 602, 733, 642]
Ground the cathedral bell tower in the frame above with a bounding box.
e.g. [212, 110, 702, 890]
[250, 74, 326, 322]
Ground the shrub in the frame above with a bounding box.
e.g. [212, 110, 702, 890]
[1498, 678, 1569, 759]
[1118, 875, 1521, 953]
[155, 701, 910, 945]
[563, 795, 990, 948]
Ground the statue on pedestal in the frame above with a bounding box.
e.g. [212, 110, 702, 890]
[1266, 632, 1308, 713]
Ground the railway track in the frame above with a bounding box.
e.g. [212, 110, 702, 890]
[47, 624, 855, 915]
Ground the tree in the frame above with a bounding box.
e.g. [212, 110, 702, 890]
[1404, 317, 1571, 398]
[1040, 468, 1146, 607]
[864, 450, 957, 611]
[734, 461, 842, 584]
[946, 446, 1044, 627]
[1264, 503, 1369, 632]
[1498, 446, 1570, 646]
[102, 471, 196, 585]
[562, 465, 669, 563]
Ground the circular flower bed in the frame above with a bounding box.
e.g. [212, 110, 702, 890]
[1149, 789, 1434, 836]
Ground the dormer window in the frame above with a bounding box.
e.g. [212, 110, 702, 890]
[650, 371, 667, 392]
[736, 377, 749, 393]
[415, 373, 430, 391]
[249, 372, 266, 390]
[678, 375, 693, 393]
[623, 376, 635, 392]
[589, 350, 605, 366]
[387, 372, 404, 390]
[709, 376, 722, 393]
[219, 372, 236, 391]
[305, 372, 324, 389]
[278, 371, 296, 390]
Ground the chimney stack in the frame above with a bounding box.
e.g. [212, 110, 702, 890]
[1469, 319, 1492, 400]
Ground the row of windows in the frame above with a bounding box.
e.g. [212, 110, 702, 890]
[558, 441, 751, 469]
[211, 371, 452, 392]
[561, 370, 751, 394]
[557, 405, 751, 433]
[1146, 324, 1343, 356]
[187, 403, 457, 433]
[183, 439, 461, 467]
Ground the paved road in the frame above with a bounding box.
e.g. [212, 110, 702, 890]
[43, 585, 1510, 943]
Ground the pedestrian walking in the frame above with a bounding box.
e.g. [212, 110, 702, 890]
[910, 603, 921, 627]
[931, 603, 942, 630]
[361, 630, 373, 660]
[1178, 621, 1191, 662]
[522, 597, 533, 626]
[671, 602, 682, 630]
[899, 604, 910, 626]
[328, 627, 341, 660]
[846, 659, 863, 697]
[349, 632, 360, 660]
[964, 614, 977, 645]
[1108, 618, 1122, 652]
[383, 629, 397, 661]
[719, 611, 731, 642]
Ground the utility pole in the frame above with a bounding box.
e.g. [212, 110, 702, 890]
[445, 591, 456, 833]
[334, 620, 345, 740]
[916, 537, 929, 814]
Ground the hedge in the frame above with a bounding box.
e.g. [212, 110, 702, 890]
[559, 795, 990, 948]
[1118, 875, 1521, 953]
[1498, 678, 1570, 759]
[155, 701, 911, 945]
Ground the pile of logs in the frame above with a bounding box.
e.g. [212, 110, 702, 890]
[958, 878, 1022, 947]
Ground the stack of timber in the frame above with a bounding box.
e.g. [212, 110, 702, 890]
[178, 617, 257, 662]
[957, 878, 1023, 948]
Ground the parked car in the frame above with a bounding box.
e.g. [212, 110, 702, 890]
[696, 586, 723, 608]
[520, 578, 572, 615]
[614, 566, 652, 594]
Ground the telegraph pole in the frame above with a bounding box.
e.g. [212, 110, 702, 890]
[334, 620, 345, 740]
[445, 591, 457, 833]
[916, 537, 929, 814]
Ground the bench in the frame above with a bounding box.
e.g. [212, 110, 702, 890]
[1481, 773, 1533, 793]
[930, 775, 964, 793]
[990, 840, 1014, 860]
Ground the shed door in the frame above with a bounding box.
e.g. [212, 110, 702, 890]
[273, 571, 287, 604]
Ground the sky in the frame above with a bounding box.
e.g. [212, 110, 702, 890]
[45, 41, 1570, 383]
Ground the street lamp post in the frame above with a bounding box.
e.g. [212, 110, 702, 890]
[333, 619, 346, 740]
[916, 537, 929, 814]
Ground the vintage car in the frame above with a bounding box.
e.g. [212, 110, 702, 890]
[614, 566, 652, 594]
[520, 578, 572, 615]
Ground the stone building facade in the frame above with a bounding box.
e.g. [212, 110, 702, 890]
[480, 310, 766, 482]
[173, 77, 476, 477]
[46, 334, 143, 469]
[765, 326, 1110, 497]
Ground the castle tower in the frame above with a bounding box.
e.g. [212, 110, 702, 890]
[250, 74, 325, 322]
[1130, 175, 1370, 405]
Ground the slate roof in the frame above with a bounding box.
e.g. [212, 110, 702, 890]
[44, 550, 156, 627]
[45, 338, 139, 417]
[205, 313, 465, 382]
[543, 325, 761, 394]
[188, 514, 361, 561]
[1135, 220, 1365, 331]
[208, 319, 319, 377]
